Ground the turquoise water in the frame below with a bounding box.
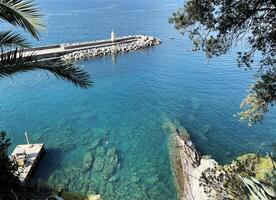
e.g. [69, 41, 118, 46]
[1, 0, 276, 199]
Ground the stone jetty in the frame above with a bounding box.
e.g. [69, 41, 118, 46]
[61, 35, 161, 61]
[17, 35, 161, 61]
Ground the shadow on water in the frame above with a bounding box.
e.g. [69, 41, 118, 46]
[32, 148, 64, 181]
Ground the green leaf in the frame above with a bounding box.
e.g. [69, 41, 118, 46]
[0, 0, 44, 39]
[0, 31, 29, 48]
[0, 49, 92, 88]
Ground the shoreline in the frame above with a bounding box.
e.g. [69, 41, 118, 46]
[163, 119, 276, 200]
[163, 119, 219, 200]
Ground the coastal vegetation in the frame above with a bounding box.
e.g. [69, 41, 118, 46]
[200, 153, 276, 199]
[0, 131, 21, 199]
[170, 0, 276, 125]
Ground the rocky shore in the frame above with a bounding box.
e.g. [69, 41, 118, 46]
[163, 119, 276, 200]
[163, 119, 219, 200]
[62, 35, 161, 61]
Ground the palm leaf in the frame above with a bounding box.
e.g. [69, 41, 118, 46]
[0, 0, 44, 39]
[0, 49, 92, 88]
[0, 31, 29, 48]
[240, 176, 276, 200]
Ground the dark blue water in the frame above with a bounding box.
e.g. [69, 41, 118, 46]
[1, 0, 276, 199]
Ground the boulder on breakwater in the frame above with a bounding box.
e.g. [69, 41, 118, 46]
[62, 35, 161, 61]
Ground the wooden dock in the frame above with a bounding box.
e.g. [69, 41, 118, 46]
[11, 144, 44, 183]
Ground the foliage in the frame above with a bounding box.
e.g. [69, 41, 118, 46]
[0, 131, 21, 199]
[200, 154, 276, 199]
[0, 49, 91, 88]
[170, 0, 276, 125]
[200, 165, 249, 199]
[0, 0, 43, 40]
[0, 0, 92, 88]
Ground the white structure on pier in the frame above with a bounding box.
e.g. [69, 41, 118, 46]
[111, 30, 116, 42]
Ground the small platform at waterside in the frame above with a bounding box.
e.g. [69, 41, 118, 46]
[11, 144, 44, 183]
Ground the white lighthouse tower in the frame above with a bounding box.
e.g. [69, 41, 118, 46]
[111, 30, 116, 43]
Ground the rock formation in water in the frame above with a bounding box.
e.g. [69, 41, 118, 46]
[163, 119, 220, 200]
[48, 137, 120, 199]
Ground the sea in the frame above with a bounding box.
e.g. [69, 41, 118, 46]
[1, 0, 275, 199]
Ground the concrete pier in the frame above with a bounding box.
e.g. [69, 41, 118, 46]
[11, 144, 44, 183]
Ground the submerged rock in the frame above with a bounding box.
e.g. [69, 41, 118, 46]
[87, 194, 101, 200]
[47, 143, 121, 199]
[88, 139, 103, 151]
[82, 152, 94, 172]
[109, 175, 119, 183]
[102, 147, 119, 180]
[145, 176, 159, 185]
[92, 157, 105, 172]
[96, 146, 106, 156]
[162, 119, 190, 140]
[130, 176, 140, 183]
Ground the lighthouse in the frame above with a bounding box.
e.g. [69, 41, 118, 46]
[111, 30, 116, 43]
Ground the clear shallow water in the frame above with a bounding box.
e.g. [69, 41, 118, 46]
[1, 0, 276, 199]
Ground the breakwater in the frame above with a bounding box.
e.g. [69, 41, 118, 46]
[61, 35, 161, 61]
[17, 35, 160, 61]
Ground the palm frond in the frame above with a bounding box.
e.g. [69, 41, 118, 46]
[240, 176, 276, 200]
[0, 0, 44, 39]
[0, 49, 92, 88]
[0, 31, 29, 48]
